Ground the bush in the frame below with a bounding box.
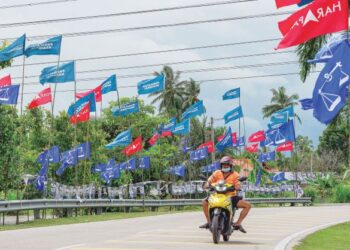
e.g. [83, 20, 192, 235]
[333, 185, 350, 203]
[303, 186, 317, 202]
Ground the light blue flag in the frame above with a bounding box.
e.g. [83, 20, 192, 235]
[161, 117, 176, 132]
[25, 35, 62, 57]
[105, 129, 132, 149]
[224, 106, 243, 124]
[215, 127, 233, 152]
[276, 106, 294, 119]
[112, 100, 139, 117]
[67, 92, 96, 117]
[137, 75, 165, 95]
[0, 34, 25, 62]
[0, 85, 20, 104]
[39, 61, 75, 85]
[223, 88, 240, 100]
[269, 112, 288, 129]
[182, 100, 204, 120]
[172, 119, 190, 135]
[101, 74, 117, 94]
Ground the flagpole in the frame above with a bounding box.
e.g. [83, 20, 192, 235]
[51, 54, 61, 116]
[73, 61, 78, 186]
[20, 55, 26, 115]
[100, 97, 103, 118]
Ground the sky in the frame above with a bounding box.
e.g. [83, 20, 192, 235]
[0, 0, 326, 146]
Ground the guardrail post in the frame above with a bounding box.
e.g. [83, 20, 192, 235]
[96, 208, 102, 215]
[16, 211, 19, 225]
[34, 209, 41, 220]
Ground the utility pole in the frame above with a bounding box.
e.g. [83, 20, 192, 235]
[210, 117, 215, 164]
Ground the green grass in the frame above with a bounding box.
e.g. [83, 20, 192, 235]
[294, 221, 350, 250]
[0, 206, 201, 231]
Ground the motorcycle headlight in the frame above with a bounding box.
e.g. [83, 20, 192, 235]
[215, 186, 227, 192]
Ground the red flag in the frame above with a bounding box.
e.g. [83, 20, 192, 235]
[218, 132, 237, 144]
[276, 141, 294, 152]
[76, 85, 102, 102]
[277, 0, 348, 49]
[0, 75, 11, 87]
[197, 141, 214, 153]
[275, 0, 301, 8]
[245, 143, 259, 153]
[248, 130, 265, 143]
[70, 103, 90, 124]
[28, 87, 52, 109]
[123, 136, 143, 156]
[161, 131, 172, 137]
[149, 133, 160, 146]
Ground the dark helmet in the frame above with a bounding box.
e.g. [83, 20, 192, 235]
[219, 156, 233, 168]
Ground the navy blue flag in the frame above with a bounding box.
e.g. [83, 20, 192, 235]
[181, 137, 192, 153]
[138, 156, 151, 169]
[172, 119, 190, 135]
[255, 167, 262, 186]
[190, 147, 208, 161]
[261, 120, 295, 147]
[258, 151, 276, 163]
[233, 136, 245, 147]
[37, 146, 60, 164]
[112, 100, 139, 117]
[25, 35, 62, 57]
[223, 88, 240, 100]
[311, 40, 350, 124]
[299, 98, 314, 110]
[297, 0, 313, 7]
[119, 158, 136, 171]
[101, 74, 117, 94]
[182, 100, 204, 120]
[137, 75, 165, 95]
[271, 172, 287, 182]
[167, 165, 186, 177]
[56, 149, 78, 176]
[92, 163, 107, 173]
[161, 117, 176, 132]
[216, 127, 233, 152]
[201, 161, 220, 173]
[105, 129, 131, 149]
[38, 152, 50, 177]
[0, 34, 26, 62]
[40, 61, 75, 85]
[224, 106, 243, 124]
[67, 92, 96, 116]
[76, 142, 90, 161]
[308, 33, 347, 64]
[0, 85, 20, 104]
[34, 175, 46, 191]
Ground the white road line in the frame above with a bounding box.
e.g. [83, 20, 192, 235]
[54, 243, 85, 250]
[274, 219, 350, 250]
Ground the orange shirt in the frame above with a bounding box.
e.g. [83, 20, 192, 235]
[208, 170, 240, 197]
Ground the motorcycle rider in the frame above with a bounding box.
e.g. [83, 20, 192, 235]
[199, 156, 251, 233]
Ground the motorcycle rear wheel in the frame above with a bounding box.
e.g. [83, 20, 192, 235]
[223, 235, 230, 241]
[211, 215, 221, 244]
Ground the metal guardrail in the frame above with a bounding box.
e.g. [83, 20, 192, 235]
[0, 197, 312, 213]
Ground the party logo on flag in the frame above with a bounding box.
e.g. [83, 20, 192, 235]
[172, 119, 190, 135]
[112, 100, 139, 117]
[68, 92, 96, 117]
[137, 75, 165, 95]
[224, 106, 243, 124]
[25, 35, 62, 57]
[276, 141, 294, 152]
[101, 74, 117, 94]
[123, 136, 143, 156]
[28, 87, 52, 109]
[190, 147, 208, 161]
[223, 88, 240, 100]
[0, 34, 26, 62]
[70, 103, 90, 124]
[105, 129, 132, 149]
[245, 143, 259, 153]
[216, 127, 233, 152]
[248, 130, 265, 143]
[182, 100, 204, 120]
[0, 85, 20, 104]
[40, 61, 75, 85]
[258, 151, 276, 163]
[138, 156, 151, 169]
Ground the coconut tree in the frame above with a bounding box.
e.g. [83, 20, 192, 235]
[182, 78, 200, 111]
[262, 86, 301, 123]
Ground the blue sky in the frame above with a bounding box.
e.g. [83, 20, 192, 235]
[0, 0, 326, 146]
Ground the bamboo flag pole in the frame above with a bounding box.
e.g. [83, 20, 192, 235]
[20, 55, 26, 115]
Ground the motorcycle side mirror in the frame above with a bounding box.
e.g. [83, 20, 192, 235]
[238, 176, 247, 182]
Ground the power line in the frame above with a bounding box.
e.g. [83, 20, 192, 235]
[0, 0, 77, 9]
[0, 0, 257, 28]
[1, 12, 291, 41]
[11, 38, 281, 68]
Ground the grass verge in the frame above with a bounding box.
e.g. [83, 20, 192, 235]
[294, 221, 350, 250]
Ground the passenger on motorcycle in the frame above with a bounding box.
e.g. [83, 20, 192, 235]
[199, 156, 251, 233]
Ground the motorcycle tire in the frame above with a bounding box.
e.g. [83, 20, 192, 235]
[223, 235, 230, 242]
[211, 215, 221, 244]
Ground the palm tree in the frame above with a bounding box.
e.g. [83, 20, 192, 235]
[182, 78, 200, 111]
[262, 86, 301, 123]
[149, 66, 186, 120]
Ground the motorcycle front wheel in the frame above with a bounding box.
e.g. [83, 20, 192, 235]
[211, 214, 221, 244]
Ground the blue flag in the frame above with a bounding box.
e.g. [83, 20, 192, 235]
[299, 98, 314, 110]
[38, 152, 50, 177]
[25, 35, 62, 57]
[181, 137, 192, 153]
[223, 88, 240, 100]
[297, 0, 313, 7]
[101, 74, 117, 94]
[258, 151, 276, 163]
[138, 156, 150, 169]
[233, 136, 245, 147]
[56, 149, 78, 176]
[40, 61, 75, 85]
[161, 117, 176, 132]
[311, 40, 350, 124]
[0, 34, 25, 62]
[37, 146, 60, 164]
[92, 163, 107, 173]
[216, 127, 233, 152]
[76, 142, 90, 161]
[119, 158, 136, 171]
[190, 147, 208, 161]
[167, 165, 186, 177]
[201, 161, 220, 173]
[224, 106, 243, 124]
[34, 175, 46, 191]
[137, 75, 165, 95]
[105, 129, 132, 149]
[255, 167, 262, 186]
[172, 119, 190, 135]
[112, 100, 139, 117]
[182, 100, 204, 120]
[271, 172, 287, 182]
[308, 33, 347, 64]
[269, 111, 289, 129]
[0, 85, 20, 104]
[67, 92, 96, 117]
[261, 120, 295, 147]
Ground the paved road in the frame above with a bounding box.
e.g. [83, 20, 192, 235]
[0, 205, 349, 250]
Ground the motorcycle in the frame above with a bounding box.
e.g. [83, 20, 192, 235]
[207, 177, 247, 244]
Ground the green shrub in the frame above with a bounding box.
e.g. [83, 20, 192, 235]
[303, 186, 317, 202]
[333, 185, 350, 203]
